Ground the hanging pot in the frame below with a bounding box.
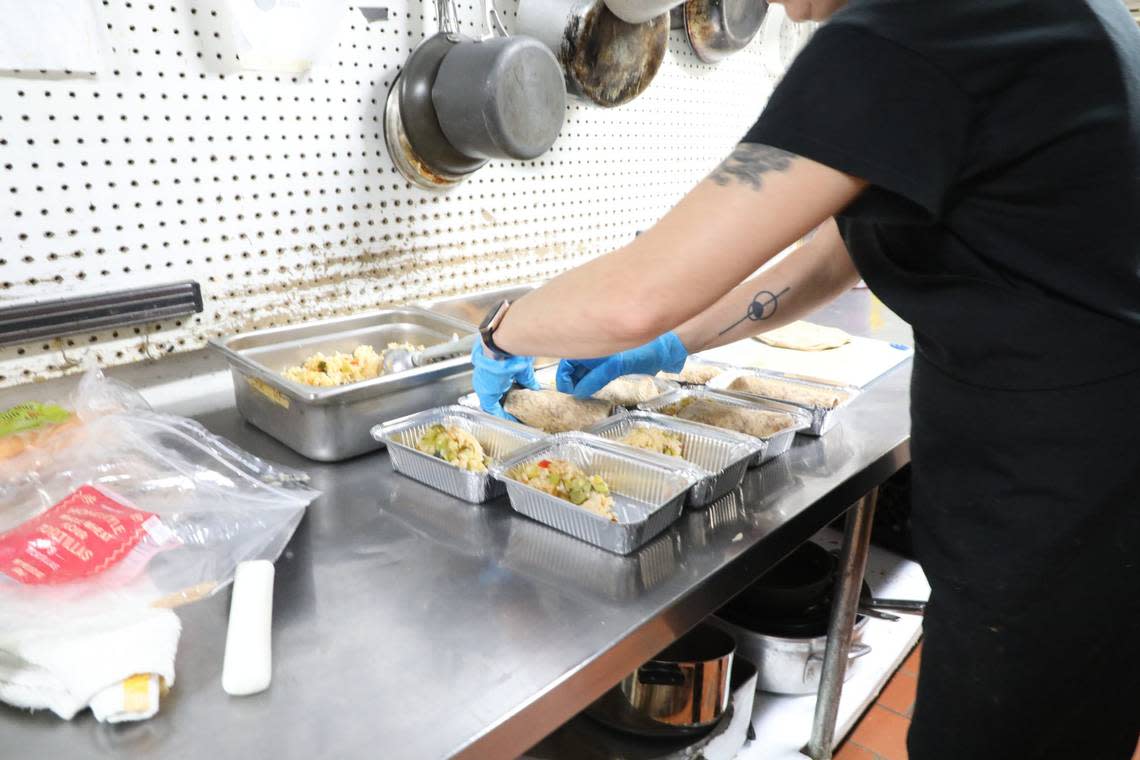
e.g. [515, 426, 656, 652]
[384, 30, 480, 189]
[383, 0, 566, 189]
[518, 0, 669, 107]
[673, 0, 768, 64]
[432, 3, 566, 160]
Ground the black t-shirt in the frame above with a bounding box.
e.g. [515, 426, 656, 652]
[745, 0, 1140, 389]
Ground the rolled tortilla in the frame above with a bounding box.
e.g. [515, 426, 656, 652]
[658, 362, 724, 386]
[727, 375, 850, 409]
[503, 389, 614, 434]
[674, 399, 795, 439]
[755, 321, 851, 351]
[593, 375, 665, 406]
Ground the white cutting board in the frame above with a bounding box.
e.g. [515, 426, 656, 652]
[697, 334, 913, 389]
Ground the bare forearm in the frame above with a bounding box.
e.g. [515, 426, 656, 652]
[493, 241, 660, 359]
[494, 204, 808, 360]
[492, 145, 866, 359]
[673, 219, 859, 352]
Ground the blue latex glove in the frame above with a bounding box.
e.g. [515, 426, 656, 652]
[470, 340, 540, 419]
[556, 332, 688, 399]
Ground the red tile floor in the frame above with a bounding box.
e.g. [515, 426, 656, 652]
[833, 641, 1140, 760]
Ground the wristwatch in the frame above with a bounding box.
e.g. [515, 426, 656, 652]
[478, 299, 514, 359]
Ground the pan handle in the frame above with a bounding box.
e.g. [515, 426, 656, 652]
[478, 0, 509, 39]
[488, 1, 508, 37]
[806, 643, 871, 667]
[803, 643, 871, 685]
[436, 0, 461, 36]
[858, 604, 901, 622]
[866, 598, 927, 616]
[637, 662, 687, 687]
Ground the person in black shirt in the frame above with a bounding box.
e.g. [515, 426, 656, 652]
[471, 2, 1140, 757]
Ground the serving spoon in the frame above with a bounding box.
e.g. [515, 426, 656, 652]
[382, 333, 477, 374]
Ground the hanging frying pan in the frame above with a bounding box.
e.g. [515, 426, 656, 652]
[384, 33, 481, 190]
[673, 0, 768, 64]
[383, 0, 566, 190]
[518, 0, 669, 108]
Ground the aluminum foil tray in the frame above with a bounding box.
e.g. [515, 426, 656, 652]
[372, 405, 543, 503]
[707, 367, 860, 437]
[638, 388, 811, 466]
[489, 432, 703, 555]
[586, 411, 762, 508]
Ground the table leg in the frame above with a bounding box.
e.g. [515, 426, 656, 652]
[806, 488, 879, 760]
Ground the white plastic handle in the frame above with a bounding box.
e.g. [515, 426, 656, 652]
[222, 560, 275, 696]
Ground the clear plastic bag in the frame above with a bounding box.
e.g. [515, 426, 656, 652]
[0, 369, 317, 622]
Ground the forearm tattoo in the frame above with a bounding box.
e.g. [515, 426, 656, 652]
[708, 144, 796, 191]
[718, 286, 790, 336]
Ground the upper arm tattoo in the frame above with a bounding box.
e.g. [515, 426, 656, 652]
[708, 144, 796, 191]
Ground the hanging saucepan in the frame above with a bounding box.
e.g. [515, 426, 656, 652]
[383, 0, 567, 190]
[518, 0, 669, 107]
[673, 0, 768, 64]
[383, 16, 478, 189]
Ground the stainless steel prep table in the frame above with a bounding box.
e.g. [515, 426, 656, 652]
[0, 290, 913, 760]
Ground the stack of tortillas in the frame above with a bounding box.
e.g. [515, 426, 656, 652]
[755, 321, 852, 351]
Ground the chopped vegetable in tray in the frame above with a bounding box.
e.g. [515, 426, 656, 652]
[659, 396, 696, 416]
[508, 459, 617, 522]
[415, 423, 491, 473]
[620, 426, 684, 458]
[283, 342, 424, 387]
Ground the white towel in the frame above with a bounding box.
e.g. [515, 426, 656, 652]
[0, 603, 180, 721]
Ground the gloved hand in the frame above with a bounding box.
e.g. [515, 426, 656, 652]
[470, 340, 540, 419]
[556, 332, 688, 399]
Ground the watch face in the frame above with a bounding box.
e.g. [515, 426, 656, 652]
[479, 300, 513, 357]
[480, 300, 510, 331]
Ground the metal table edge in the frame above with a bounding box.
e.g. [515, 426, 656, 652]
[450, 434, 912, 760]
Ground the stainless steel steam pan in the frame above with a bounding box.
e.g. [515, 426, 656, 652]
[211, 307, 477, 461]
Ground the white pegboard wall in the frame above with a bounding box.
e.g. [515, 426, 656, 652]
[0, 0, 806, 387]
